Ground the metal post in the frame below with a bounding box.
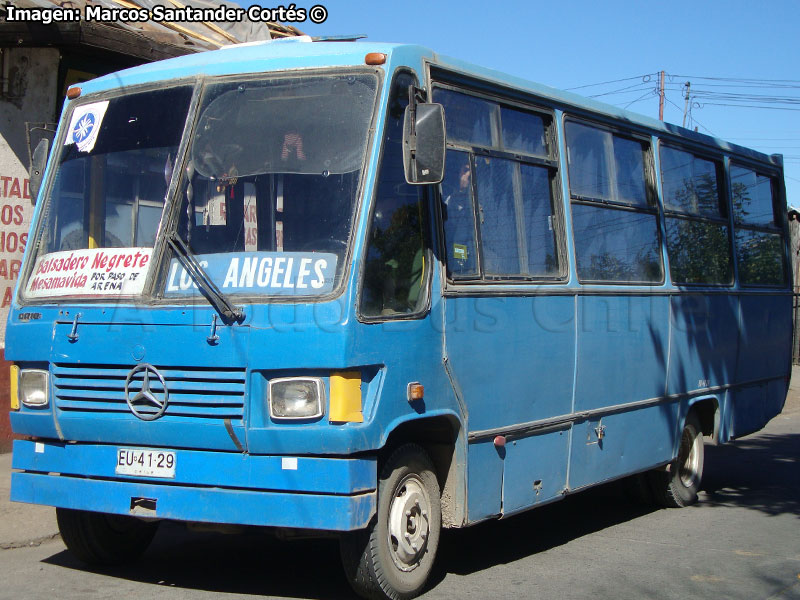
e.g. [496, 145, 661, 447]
[682, 82, 691, 128]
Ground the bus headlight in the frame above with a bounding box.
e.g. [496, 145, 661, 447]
[19, 369, 49, 408]
[268, 377, 324, 420]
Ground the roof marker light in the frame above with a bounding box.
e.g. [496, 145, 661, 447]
[365, 53, 386, 66]
[66, 87, 81, 100]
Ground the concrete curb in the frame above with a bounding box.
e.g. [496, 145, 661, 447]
[0, 452, 60, 550]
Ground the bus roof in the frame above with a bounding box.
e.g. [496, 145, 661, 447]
[78, 39, 780, 169]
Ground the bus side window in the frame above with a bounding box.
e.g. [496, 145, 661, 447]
[660, 147, 731, 285]
[730, 165, 787, 285]
[436, 87, 561, 282]
[441, 150, 479, 277]
[360, 72, 430, 317]
[566, 120, 662, 283]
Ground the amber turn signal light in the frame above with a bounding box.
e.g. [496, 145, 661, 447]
[407, 382, 424, 402]
[365, 52, 386, 65]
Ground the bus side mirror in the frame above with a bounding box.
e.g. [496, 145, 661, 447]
[29, 138, 49, 205]
[403, 102, 445, 185]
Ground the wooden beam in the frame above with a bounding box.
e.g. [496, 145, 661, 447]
[0, 21, 200, 62]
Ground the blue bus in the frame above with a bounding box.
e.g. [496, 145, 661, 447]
[7, 38, 791, 599]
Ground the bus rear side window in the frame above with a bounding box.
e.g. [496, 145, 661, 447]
[661, 147, 721, 217]
[731, 165, 786, 286]
[660, 146, 731, 285]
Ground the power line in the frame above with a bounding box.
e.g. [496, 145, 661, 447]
[669, 74, 800, 85]
[588, 83, 656, 98]
[564, 74, 656, 91]
[621, 90, 657, 110]
[727, 137, 800, 141]
[696, 103, 800, 112]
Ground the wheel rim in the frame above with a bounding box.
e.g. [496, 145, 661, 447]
[678, 427, 702, 488]
[387, 474, 431, 572]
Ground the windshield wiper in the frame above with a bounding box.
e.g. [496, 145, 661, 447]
[167, 232, 245, 324]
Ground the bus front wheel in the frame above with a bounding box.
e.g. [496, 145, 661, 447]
[341, 444, 441, 600]
[651, 412, 705, 507]
[56, 508, 159, 565]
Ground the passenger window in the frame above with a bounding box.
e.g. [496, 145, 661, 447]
[441, 151, 479, 277]
[475, 157, 520, 276]
[664, 218, 732, 284]
[572, 204, 662, 282]
[520, 164, 559, 276]
[735, 229, 785, 285]
[566, 120, 662, 283]
[500, 106, 547, 156]
[730, 165, 786, 286]
[660, 147, 721, 217]
[566, 122, 649, 207]
[731, 166, 776, 227]
[566, 123, 611, 201]
[435, 86, 562, 282]
[660, 146, 731, 285]
[435, 88, 494, 147]
[360, 72, 430, 317]
[613, 137, 648, 206]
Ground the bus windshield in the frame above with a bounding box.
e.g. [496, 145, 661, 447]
[166, 72, 377, 299]
[22, 71, 379, 301]
[23, 85, 193, 299]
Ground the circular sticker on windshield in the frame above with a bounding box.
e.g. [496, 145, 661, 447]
[72, 112, 96, 145]
[65, 101, 109, 153]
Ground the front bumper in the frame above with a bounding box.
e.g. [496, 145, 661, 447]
[10, 440, 377, 531]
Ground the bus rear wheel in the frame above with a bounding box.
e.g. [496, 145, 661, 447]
[56, 508, 159, 565]
[341, 444, 441, 600]
[650, 412, 705, 507]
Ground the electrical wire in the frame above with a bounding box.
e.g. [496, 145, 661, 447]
[564, 74, 656, 91]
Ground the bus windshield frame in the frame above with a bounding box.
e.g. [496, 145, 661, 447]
[18, 68, 382, 306]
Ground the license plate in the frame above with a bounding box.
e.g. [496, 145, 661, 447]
[115, 448, 176, 479]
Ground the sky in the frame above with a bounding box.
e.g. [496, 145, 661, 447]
[246, 0, 800, 207]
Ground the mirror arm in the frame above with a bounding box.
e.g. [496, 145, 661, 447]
[406, 85, 428, 136]
[405, 86, 428, 175]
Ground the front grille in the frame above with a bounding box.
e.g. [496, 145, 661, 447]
[52, 363, 246, 420]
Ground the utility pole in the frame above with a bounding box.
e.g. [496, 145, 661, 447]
[682, 81, 691, 128]
[658, 70, 665, 120]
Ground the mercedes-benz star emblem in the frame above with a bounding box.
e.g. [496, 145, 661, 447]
[125, 364, 169, 421]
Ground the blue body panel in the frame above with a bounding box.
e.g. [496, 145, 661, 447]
[446, 295, 575, 432]
[6, 39, 791, 533]
[10, 440, 376, 530]
[668, 295, 740, 394]
[502, 429, 570, 513]
[568, 403, 678, 490]
[575, 295, 671, 411]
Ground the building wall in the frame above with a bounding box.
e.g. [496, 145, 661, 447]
[0, 47, 59, 451]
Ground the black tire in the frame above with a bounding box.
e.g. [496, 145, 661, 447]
[56, 508, 159, 565]
[649, 412, 705, 508]
[341, 444, 442, 600]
